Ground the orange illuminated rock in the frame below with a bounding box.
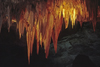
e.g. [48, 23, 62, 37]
[18, 0, 90, 64]
[4, 0, 98, 64]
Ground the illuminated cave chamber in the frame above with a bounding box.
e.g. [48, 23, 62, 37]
[0, 0, 99, 64]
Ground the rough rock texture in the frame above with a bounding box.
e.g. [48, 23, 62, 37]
[0, 0, 100, 67]
[48, 22, 100, 67]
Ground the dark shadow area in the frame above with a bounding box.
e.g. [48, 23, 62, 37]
[72, 54, 96, 67]
[0, 22, 53, 67]
[0, 21, 100, 67]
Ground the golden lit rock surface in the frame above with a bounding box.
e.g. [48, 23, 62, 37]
[0, 0, 99, 64]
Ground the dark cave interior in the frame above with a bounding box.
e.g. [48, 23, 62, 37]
[0, 0, 100, 67]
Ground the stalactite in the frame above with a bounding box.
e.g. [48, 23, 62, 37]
[20, 0, 90, 64]
[30, 26, 35, 55]
[26, 25, 31, 64]
[1, 0, 98, 64]
[36, 21, 40, 55]
[7, 6, 11, 32]
[0, 13, 2, 32]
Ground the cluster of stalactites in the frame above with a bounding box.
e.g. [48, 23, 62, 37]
[0, 0, 91, 64]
